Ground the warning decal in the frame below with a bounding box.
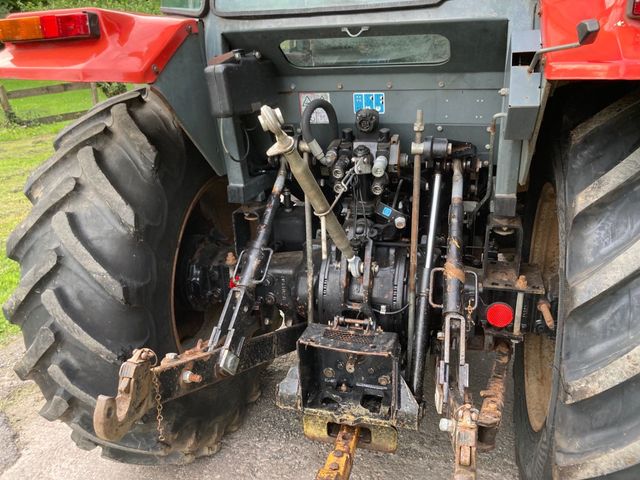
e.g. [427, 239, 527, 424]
[299, 92, 331, 124]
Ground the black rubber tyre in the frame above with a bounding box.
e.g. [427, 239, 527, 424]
[514, 84, 640, 479]
[3, 89, 261, 464]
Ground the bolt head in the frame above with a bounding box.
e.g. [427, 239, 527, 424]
[329, 462, 339, 471]
[323, 368, 335, 378]
[394, 216, 407, 229]
[165, 352, 179, 360]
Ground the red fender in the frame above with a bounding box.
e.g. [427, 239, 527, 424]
[0, 8, 197, 83]
[541, 0, 640, 79]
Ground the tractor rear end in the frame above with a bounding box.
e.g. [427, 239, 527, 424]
[1, 1, 640, 479]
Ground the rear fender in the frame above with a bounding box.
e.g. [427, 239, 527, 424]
[0, 8, 197, 83]
[541, 0, 640, 80]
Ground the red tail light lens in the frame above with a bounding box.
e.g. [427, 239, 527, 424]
[631, 0, 640, 17]
[486, 302, 514, 328]
[0, 12, 99, 43]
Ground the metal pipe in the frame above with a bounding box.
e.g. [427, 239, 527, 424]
[444, 159, 465, 316]
[320, 216, 328, 260]
[407, 110, 425, 370]
[304, 173, 314, 324]
[411, 171, 442, 401]
[258, 106, 359, 275]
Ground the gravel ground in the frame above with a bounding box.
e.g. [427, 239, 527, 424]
[0, 337, 519, 480]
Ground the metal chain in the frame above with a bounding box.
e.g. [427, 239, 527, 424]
[151, 365, 166, 443]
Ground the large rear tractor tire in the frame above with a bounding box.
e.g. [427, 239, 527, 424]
[514, 85, 640, 479]
[3, 90, 262, 464]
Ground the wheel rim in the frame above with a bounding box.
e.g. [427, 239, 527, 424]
[524, 182, 558, 433]
[170, 177, 235, 351]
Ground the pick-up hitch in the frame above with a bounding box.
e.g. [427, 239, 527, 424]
[93, 322, 305, 442]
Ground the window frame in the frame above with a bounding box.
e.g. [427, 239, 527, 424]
[212, 0, 445, 18]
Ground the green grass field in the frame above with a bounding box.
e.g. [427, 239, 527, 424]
[0, 79, 109, 344]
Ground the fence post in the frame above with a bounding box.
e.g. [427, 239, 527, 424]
[90, 83, 99, 105]
[0, 84, 17, 123]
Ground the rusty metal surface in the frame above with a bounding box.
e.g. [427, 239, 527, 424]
[477, 341, 512, 452]
[452, 404, 479, 480]
[93, 323, 305, 442]
[316, 425, 360, 480]
[536, 300, 555, 330]
[483, 262, 545, 294]
[303, 412, 398, 453]
[93, 348, 155, 442]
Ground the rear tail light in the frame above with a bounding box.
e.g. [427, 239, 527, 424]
[0, 12, 99, 43]
[630, 0, 640, 18]
[486, 302, 514, 328]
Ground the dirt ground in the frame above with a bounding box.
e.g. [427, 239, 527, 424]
[0, 337, 519, 480]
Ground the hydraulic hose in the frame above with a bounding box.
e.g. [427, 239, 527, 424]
[301, 99, 339, 165]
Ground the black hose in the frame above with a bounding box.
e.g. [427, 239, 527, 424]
[301, 99, 339, 151]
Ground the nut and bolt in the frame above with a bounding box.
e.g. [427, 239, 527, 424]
[323, 368, 335, 378]
[333, 450, 344, 458]
[181, 370, 203, 384]
[378, 375, 391, 386]
[329, 462, 339, 471]
[437, 331, 445, 341]
[499, 87, 509, 96]
[394, 216, 407, 229]
[439, 418, 456, 432]
[165, 352, 179, 360]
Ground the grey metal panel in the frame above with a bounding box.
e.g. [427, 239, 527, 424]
[503, 66, 541, 140]
[511, 28, 541, 53]
[153, 34, 225, 175]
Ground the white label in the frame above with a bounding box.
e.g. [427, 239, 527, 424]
[299, 92, 331, 124]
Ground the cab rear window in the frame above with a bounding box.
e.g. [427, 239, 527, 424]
[280, 34, 450, 67]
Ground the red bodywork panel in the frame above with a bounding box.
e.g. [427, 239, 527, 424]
[0, 9, 197, 83]
[541, 0, 640, 79]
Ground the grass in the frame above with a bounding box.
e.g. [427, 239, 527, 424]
[0, 78, 103, 343]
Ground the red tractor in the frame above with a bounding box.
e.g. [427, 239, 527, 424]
[1, 1, 639, 478]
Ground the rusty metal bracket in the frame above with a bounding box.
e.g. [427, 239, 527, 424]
[477, 341, 512, 451]
[316, 425, 360, 480]
[93, 323, 305, 442]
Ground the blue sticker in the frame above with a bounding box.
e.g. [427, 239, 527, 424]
[382, 206, 392, 218]
[353, 92, 385, 114]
